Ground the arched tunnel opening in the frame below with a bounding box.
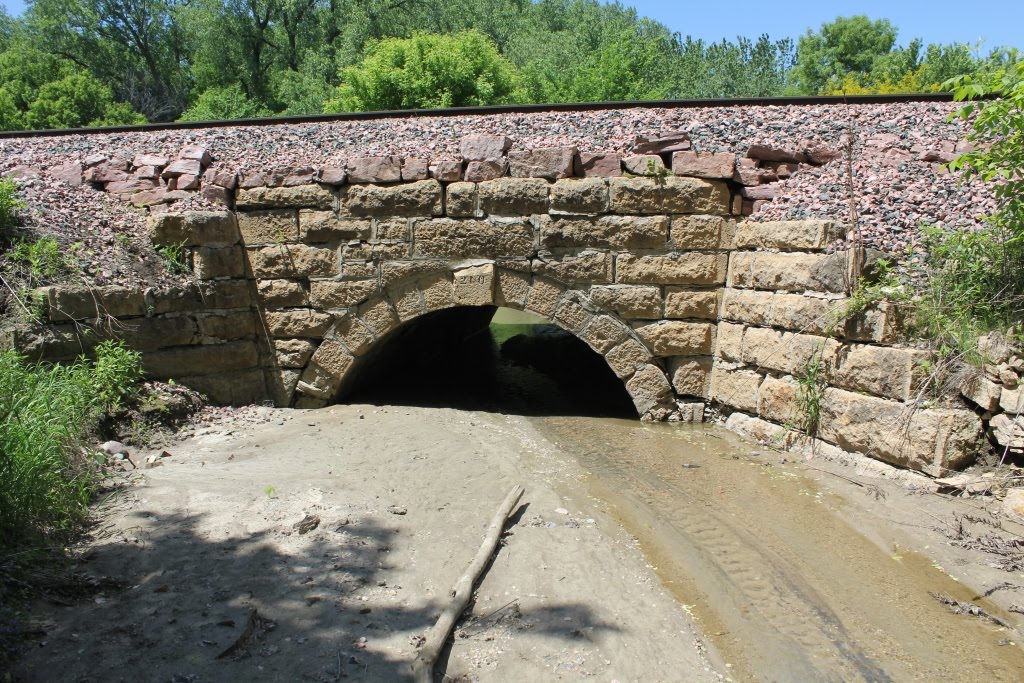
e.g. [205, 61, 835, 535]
[338, 306, 639, 418]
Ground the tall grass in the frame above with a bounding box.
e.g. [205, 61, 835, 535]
[0, 342, 141, 550]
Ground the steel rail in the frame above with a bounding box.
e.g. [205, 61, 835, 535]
[0, 93, 959, 140]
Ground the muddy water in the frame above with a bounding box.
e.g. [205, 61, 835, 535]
[530, 416, 1024, 682]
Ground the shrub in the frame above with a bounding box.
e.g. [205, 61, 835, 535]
[0, 342, 141, 550]
[0, 177, 23, 232]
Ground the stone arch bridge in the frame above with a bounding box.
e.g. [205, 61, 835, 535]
[12, 139, 983, 476]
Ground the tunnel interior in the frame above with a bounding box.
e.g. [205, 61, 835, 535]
[339, 306, 638, 418]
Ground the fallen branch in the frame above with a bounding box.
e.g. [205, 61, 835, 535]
[411, 484, 524, 683]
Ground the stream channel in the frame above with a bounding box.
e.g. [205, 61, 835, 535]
[349, 307, 1024, 682]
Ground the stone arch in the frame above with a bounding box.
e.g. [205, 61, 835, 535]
[291, 262, 678, 420]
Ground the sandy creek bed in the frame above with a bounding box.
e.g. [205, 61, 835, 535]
[11, 400, 1024, 682]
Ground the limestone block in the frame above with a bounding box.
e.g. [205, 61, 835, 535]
[236, 184, 334, 210]
[575, 152, 621, 177]
[634, 321, 715, 356]
[6, 324, 92, 361]
[420, 274, 455, 311]
[105, 316, 196, 350]
[669, 215, 733, 250]
[671, 151, 736, 179]
[532, 251, 612, 284]
[371, 217, 409, 242]
[319, 168, 346, 185]
[616, 253, 727, 286]
[610, 177, 731, 215]
[389, 281, 425, 321]
[257, 279, 308, 308]
[334, 316, 375, 355]
[308, 338, 355, 377]
[553, 297, 592, 333]
[413, 218, 534, 259]
[960, 373, 1002, 412]
[264, 310, 333, 338]
[342, 262, 378, 280]
[246, 245, 336, 279]
[844, 302, 907, 344]
[299, 211, 371, 242]
[238, 210, 298, 244]
[741, 327, 840, 375]
[664, 288, 719, 320]
[668, 356, 712, 397]
[675, 401, 706, 423]
[550, 178, 609, 214]
[626, 364, 676, 420]
[733, 220, 836, 251]
[524, 277, 566, 317]
[538, 215, 668, 250]
[273, 339, 316, 367]
[309, 280, 378, 309]
[193, 245, 244, 279]
[589, 285, 661, 320]
[267, 368, 300, 407]
[176, 369, 266, 406]
[727, 251, 847, 294]
[47, 285, 147, 321]
[341, 242, 410, 262]
[346, 156, 401, 183]
[579, 315, 630, 354]
[454, 263, 495, 306]
[715, 321, 744, 362]
[757, 375, 799, 425]
[199, 280, 252, 309]
[148, 211, 240, 248]
[339, 179, 442, 217]
[990, 414, 1024, 450]
[446, 182, 479, 218]
[380, 260, 449, 288]
[495, 268, 531, 308]
[460, 134, 512, 161]
[358, 299, 401, 339]
[478, 178, 549, 215]
[1000, 386, 1024, 413]
[709, 365, 762, 413]
[508, 147, 576, 179]
[818, 388, 982, 475]
[833, 344, 927, 401]
[296, 363, 342, 400]
[604, 337, 653, 379]
[769, 293, 842, 335]
[143, 340, 259, 378]
[725, 412, 791, 446]
[720, 288, 774, 325]
[199, 311, 254, 340]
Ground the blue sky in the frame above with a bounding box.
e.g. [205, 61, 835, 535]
[2, 0, 1022, 52]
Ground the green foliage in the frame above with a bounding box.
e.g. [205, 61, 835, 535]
[0, 177, 24, 232]
[795, 349, 826, 438]
[0, 342, 142, 549]
[8, 236, 69, 281]
[794, 15, 898, 94]
[0, 45, 145, 130]
[327, 31, 520, 111]
[156, 241, 190, 274]
[178, 83, 273, 122]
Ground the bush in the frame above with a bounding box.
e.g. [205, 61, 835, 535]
[0, 342, 141, 550]
[327, 31, 520, 112]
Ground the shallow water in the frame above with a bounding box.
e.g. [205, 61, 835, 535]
[531, 416, 1024, 682]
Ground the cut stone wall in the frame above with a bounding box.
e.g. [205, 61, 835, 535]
[4, 137, 986, 476]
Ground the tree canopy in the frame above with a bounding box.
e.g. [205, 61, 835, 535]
[0, 3, 1015, 130]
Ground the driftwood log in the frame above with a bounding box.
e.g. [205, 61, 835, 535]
[411, 484, 525, 683]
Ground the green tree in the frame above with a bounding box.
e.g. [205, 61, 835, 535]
[794, 15, 898, 94]
[326, 30, 520, 111]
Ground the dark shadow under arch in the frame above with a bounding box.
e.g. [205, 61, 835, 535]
[339, 305, 638, 418]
